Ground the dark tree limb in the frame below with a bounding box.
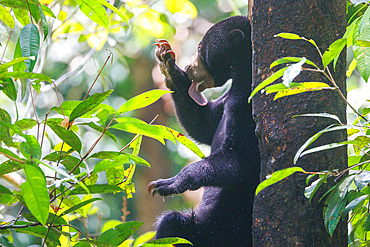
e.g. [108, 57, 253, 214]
[251, 1, 347, 246]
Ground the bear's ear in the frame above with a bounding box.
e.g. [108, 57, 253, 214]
[227, 29, 245, 46]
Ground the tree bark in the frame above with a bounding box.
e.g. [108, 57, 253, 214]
[251, 1, 347, 246]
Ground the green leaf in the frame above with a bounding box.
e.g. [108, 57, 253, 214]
[274, 33, 302, 40]
[0, 57, 30, 72]
[0, 235, 14, 247]
[0, 5, 15, 29]
[270, 82, 331, 100]
[70, 184, 124, 194]
[51, 101, 116, 118]
[95, 0, 128, 24]
[300, 142, 347, 158]
[160, 126, 205, 159]
[344, 17, 360, 47]
[63, 195, 86, 216]
[75, 0, 109, 29]
[0, 160, 23, 176]
[111, 120, 176, 144]
[293, 125, 349, 164]
[14, 118, 38, 131]
[22, 212, 67, 225]
[359, 5, 370, 34]
[92, 153, 150, 174]
[41, 4, 55, 18]
[60, 198, 102, 216]
[141, 237, 193, 246]
[354, 20, 370, 82]
[118, 89, 172, 114]
[28, 0, 40, 23]
[98, 222, 143, 246]
[0, 0, 31, 8]
[20, 164, 49, 226]
[293, 113, 342, 124]
[19, 134, 42, 160]
[346, 58, 357, 77]
[77, 239, 116, 247]
[322, 38, 347, 68]
[12, 40, 27, 100]
[47, 122, 82, 153]
[133, 231, 156, 247]
[255, 167, 306, 195]
[304, 176, 328, 203]
[0, 184, 13, 204]
[69, 90, 113, 122]
[15, 221, 61, 246]
[355, 39, 370, 47]
[0, 71, 52, 83]
[274, 32, 318, 47]
[130, 135, 142, 156]
[19, 24, 40, 72]
[38, 4, 49, 40]
[1, 78, 17, 101]
[343, 195, 367, 215]
[13, 8, 30, 27]
[324, 175, 355, 236]
[248, 67, 288, 102]
[270, 57, 318, 69]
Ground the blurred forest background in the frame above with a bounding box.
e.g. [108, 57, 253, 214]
[0, 0, 250, 245]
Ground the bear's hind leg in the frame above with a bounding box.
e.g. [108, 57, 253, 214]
[156, 210, 199, 246]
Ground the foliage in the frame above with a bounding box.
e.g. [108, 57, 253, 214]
[252, 0, 370, 244]
[0, 0, 203, 245]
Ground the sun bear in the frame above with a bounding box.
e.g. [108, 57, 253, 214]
[148, 16, 260, 247]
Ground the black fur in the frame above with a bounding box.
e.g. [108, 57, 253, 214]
[149, 16, 260, 247]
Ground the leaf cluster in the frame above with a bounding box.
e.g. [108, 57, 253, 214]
[0, 0, 201, 246]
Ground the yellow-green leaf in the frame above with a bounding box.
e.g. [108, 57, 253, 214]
[95, 0, 128, 24]
[346, 58, 357, 77]
[272, 82, 332, 100]
[160, 126, 205, 159]
[118, 89, 172, 114]
[255, 167, 306, 195]
[75, 0, 109, 29]
[165, 0, 197, 19]
[0, 5, 15, 29]
[21, 164, 49, 226]
[248, 67, 288, 102]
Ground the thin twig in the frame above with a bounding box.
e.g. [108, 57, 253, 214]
[13, 206, 24, 225]
[328, 69, 367, 121]
[25, 0, 33, 23]
[83, 50, 112, 101]
[40, 112, 49, 149]
[42, 198, 64, 247]
[302, 66, 368, 121]
[0, 29, 13, 64]
[0, 151, 24, 163]
[68, 115, 116, 175]
[52, 82, 65, 117]
[40, 48, 96, 93]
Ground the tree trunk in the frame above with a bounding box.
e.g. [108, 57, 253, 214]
[251, 1, 347, 246]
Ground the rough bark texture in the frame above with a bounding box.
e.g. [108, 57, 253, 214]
[251, 1, 347, 246]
